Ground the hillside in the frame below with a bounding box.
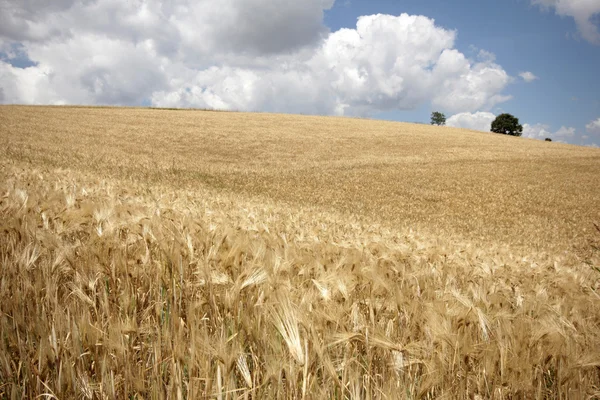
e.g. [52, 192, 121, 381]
[1, 105, 600, 398]
[3, 106, 599, 253]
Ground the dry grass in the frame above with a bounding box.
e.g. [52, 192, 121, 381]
[1, 105, 599, 399]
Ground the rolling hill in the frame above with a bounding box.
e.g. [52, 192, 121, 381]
[1, 105, 599, 398]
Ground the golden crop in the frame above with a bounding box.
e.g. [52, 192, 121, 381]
[1, 105, 599, 399]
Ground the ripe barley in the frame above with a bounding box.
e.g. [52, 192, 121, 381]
[0, 105, 599, 399]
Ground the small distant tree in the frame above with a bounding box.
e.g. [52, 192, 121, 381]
[491, 113, 523, 136]
[430, 111, 446, 126]
[545, 138, 552, 142]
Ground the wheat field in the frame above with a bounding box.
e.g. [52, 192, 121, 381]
[1, 105, 599, 399]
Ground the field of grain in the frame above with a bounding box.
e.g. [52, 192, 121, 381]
[1, 105, 599, 399]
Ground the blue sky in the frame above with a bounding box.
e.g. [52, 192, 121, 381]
[0, 0, 599, 145]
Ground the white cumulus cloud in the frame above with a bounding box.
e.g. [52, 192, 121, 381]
[555, 126, 576, 138]
[522, 123, 553, 139]
[446, 112, 496, 132]
[522, 123, 576, 141]
[519, 71, 539, 82]
[532, 0, 600, 44]
[0, 0, 334, 56]
[586, 117, 600, 135]
[0, 2, 512, 116]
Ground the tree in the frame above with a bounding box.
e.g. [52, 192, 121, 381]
[545, 138, 552, 142]
[430, 111, 446, 126]
[491, 113, 523, 136]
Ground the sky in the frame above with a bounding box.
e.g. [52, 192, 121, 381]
[1, 0, 599, 146]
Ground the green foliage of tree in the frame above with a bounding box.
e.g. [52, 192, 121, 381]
[430, 111, 446, 126]
[491, 113, 523, 137]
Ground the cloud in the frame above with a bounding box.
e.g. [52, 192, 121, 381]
[0, 42, 37, 67]
[522, 123, 552, 139]
[0, 2, 512, 116]
[555, 126, 576, 137]
[519, 71, 538, 82]
[446, 111, 496, 132]
[522, 123, 576, 141]
[151, 65, 336, 115]
[0, 0, 333, 57]
[532, 0, 600, 45]
[586, 117, 600, 135]
[0, 0, 78, 42]
[476, 49, 496, 63]
[429, 50, 512, 113]
[1, 34, 169, 105]
[313, 14, 510, 115]
[196, 0, 336, 55]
